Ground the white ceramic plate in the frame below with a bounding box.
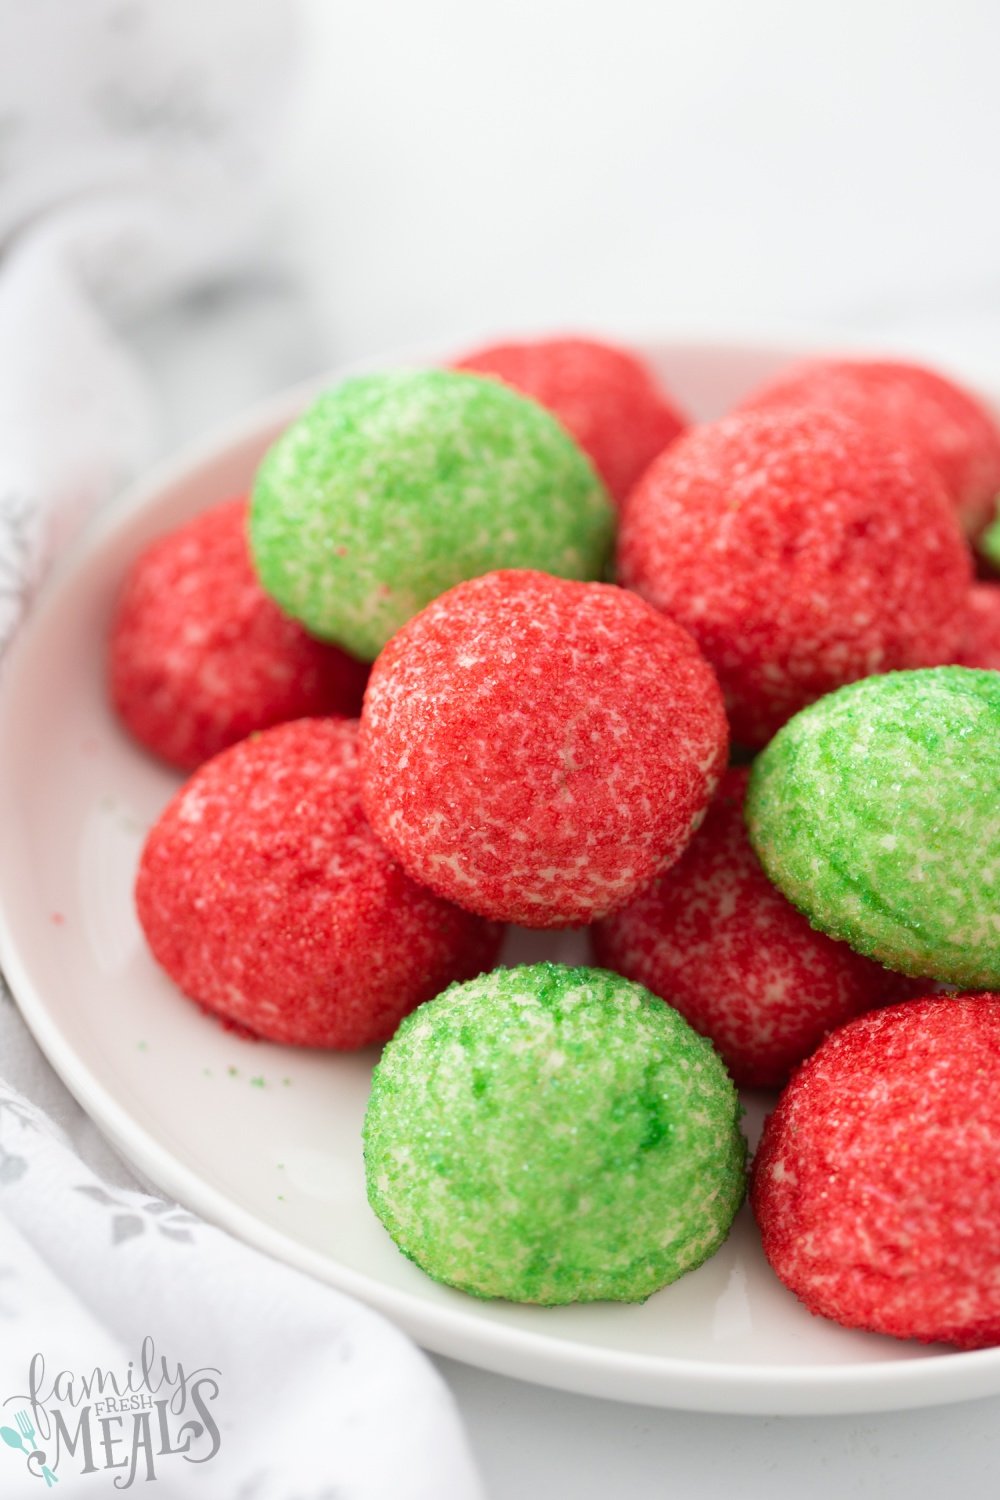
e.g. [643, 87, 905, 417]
[2, 338, 999, 1416]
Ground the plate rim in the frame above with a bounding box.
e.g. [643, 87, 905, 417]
[3, 332, 1000, 1416]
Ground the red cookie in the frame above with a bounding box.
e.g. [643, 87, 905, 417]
[955, 583, 1000, 671]
[617, 409, 971, 746]
[110, 498, 368, 771]
[593, 768, 914, 1088]
[359, 570, 728, 928]
[737, 357, 1000, 538]
[453, 336, 687, 506]
[752, 995, 1000, 1349]
[136, 719, 502, 1048]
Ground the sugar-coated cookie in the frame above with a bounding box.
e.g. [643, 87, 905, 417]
[617, 409, 970, 745]
[365, 963, 746, 1304]
[359, 570, 728, 927]
[110, 498, 367, 770]
[250, 370, 614, 659]
[738, 357, 1000, 537]
[753, 995, 1000, 1348]
[136, 719, 502, 1047]
[746, 668, 1000, 988]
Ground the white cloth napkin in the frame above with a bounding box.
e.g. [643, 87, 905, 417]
[0, 4, 483, 1497]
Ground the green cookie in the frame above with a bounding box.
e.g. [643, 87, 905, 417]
[746, 667, 1000, 987]
[981, 503, 1000, 569]
[363, 963, 746, 1305]
[250, 370, 614, 659]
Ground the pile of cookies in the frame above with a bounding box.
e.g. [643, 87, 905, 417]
[111, 336, 1000, 1348]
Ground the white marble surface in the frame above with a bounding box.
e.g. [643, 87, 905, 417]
[284, 0, 1000, 370]
[127, 4, 1000, 1490]
[435, 1356, 1000, 1499]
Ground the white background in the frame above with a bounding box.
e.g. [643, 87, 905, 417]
[130, 1, 1000, 1494]
[286, 0, 1000, 367]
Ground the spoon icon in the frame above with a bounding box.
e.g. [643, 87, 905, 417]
[1, 1423, 58, 1485]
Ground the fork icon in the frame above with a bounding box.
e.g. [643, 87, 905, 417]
[7, 1411, 58, 1486]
